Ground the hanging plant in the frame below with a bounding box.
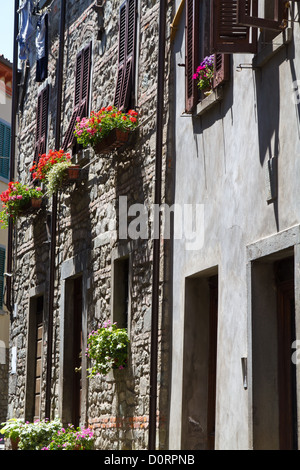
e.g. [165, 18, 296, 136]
[74, 106, 138, 154]
[30, 150, 80, 195]
[85, 320, 130, 377]
[0, 182, 43, 228]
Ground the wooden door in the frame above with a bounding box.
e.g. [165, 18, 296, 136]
[276, 259, 298, 450]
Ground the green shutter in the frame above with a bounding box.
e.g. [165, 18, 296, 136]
[0, 247, 6, 310]
[0, 122, 10, 179]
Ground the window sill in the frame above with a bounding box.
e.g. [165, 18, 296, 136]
[252, 27, 292, 69]
[195, 87, 223, 116]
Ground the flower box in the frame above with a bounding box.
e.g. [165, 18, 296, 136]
[93, 129, 132, 155]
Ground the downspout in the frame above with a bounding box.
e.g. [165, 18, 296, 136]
[6, 0, 20, 315]
[148, 0, 166, 451]
[45, 0, 66, 420]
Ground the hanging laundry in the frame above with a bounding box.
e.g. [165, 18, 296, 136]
[36, 13, 48, 82]
[17, 0, 35, 60]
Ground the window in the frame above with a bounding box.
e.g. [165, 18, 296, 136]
[114, 0, 137, 111]
[34, 85, 49, 164]
[185, 0, 229, 113]
[61, 276, 83, 427]
[113, 256, 130, 328]
[182, 271, 218, 450]
[62, 43, 92, 151]
[25, 295, 44, 422]
[0, 122, 10, 180]
[0, 247, 5, 310]
[211, 0, 289, 54]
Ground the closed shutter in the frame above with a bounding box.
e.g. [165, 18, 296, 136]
[62, 42, 92, 150]
[211, 0, 258, 54]
[0, 123, 10, 179]
[114, 0, 137, 111]
[185, 0, 199, 113]
[0, 247, 5, 310]
[34, 85, 49, 163]
[237, 0, 288, 31]
[213, 53, 230, 88]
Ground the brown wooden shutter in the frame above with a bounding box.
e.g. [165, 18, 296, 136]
[62, 42, 92, 150]
[213, 53, 230, 88]
[114, 0, 137, 111]
[237, 0, 288, 31]
[34, 85, 49, 163]
[185, 0, 199, 113]
[211, 0, 258, 54]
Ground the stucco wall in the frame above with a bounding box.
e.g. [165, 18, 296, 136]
[169, 2, 300, 450]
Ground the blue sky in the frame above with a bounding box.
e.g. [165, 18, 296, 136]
[0, 2, 15, 62]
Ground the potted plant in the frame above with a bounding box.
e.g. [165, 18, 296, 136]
[30, 149, 80, 195]
[1, 418, 94, 450]
[0, 418, 24, 450]
[74, 106, 139, 155]
[41, 423, 94, 450]
[0, 182, 43, 228]
[193, 54, 214, 96]
[85, 320, 130, 377]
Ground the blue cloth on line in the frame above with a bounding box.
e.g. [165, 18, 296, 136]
[17, 0, 35, 60]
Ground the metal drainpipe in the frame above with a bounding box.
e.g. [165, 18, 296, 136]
[45, 0, 66, 420]
[148, 0, 166, 451]
[6, 0, 20, 315]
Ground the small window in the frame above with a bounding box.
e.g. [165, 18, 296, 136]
[211, 0, 289, 54]
[34, 85, 49, 164]
[114, 0, 137, 111]
[113, 256, 130, 329]
[185, 0, 230, 113]
[62, 43, 92, 151]
[0, 122, 10, 180]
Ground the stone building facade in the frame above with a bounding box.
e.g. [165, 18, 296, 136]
[6, 0, 173, 450]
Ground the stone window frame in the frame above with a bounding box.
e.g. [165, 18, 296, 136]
[59, 252, 90, 426]
[246, 224, 300, 449]
[24, 284, 46, 422]
[111, 244, 132, 337]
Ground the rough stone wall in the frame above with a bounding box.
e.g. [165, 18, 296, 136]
[7, 0, 173, 450]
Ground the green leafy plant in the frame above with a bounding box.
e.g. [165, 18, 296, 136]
[45, 160, 72, 196]
[0, 418, 24, 441]
[86, 320, 130, 377]
[0, 418, 94, 451]
[0, 182, 43, 228]
[193, 54, 214, 91]
[74, 106, 138, 148]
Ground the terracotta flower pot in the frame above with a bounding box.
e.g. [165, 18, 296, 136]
[30, 197, 42, 209]
[67, 165, 80, 180]
[93, 129, 130, 155]
[10, 437, 20, 450]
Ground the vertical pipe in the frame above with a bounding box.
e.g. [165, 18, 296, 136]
[148, 0, 166, 451]
[6, 0, 20, 314]
[45, 0, 66, 420]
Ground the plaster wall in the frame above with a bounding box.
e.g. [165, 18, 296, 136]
[169, 2, 300, 450]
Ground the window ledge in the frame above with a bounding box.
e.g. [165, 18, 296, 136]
[252, 27, 292, 69]
[195, 87, 223, 116]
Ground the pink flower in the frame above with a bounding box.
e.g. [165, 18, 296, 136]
[16, 195, 22, 199]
